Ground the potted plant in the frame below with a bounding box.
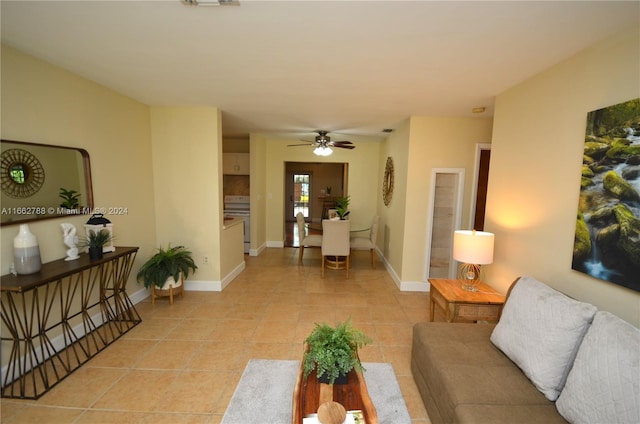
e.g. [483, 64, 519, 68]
[136, 245, 198, 303]
[335, 195, 350, 219]
[80, 229, 112, 260]
[302, 318, 371, 384]
[59, 188, 80, 210]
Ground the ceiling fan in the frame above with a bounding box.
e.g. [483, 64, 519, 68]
[288, 131, 355, 156]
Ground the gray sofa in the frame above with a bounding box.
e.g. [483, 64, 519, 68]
[411, 276, 640, 424]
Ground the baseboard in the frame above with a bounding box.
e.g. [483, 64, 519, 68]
[249, 242, 267, 257]
[400, 280, 430, 292]
[377, 247, 429, 292]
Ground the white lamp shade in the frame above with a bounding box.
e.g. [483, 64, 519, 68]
[453, 230, 494, 265]
[313, 146, 333, 156]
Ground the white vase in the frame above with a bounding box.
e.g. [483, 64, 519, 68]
[14, 224, 42, 275]
[160, 273, 183, 290]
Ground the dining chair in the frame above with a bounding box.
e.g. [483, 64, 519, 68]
[296, 212, 322, 264]
[350, 215, 379, 269]
[321, 219, 351, 278]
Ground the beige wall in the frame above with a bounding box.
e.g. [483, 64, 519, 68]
[484, 26, 640, 326]
[378, 117, 493, 286]
[149, 106, 223, 282]
[249, 133, 267, 253]
[0, 46, 156, 291]
[378, 121, 410, 280]
[402, 117, 493, 284]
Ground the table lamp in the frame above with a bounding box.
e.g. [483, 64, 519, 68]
[453, 230, 494, 292]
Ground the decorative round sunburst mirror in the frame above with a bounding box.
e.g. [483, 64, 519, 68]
[383, 156, 394, 206]
[1, 148, 45, 198]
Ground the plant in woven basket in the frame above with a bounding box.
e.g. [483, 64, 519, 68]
[302, 318, 371, 384]
[136, 245, 198, 289]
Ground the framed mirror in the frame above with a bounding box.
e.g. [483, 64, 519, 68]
[1, 140, 94, 226]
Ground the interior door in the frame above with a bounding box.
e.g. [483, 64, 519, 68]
[473, 147, 491, 230]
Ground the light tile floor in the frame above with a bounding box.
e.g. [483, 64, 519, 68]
[1, 247, 432, 423]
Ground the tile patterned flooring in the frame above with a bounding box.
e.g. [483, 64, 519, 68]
[1, 247, 432, 424]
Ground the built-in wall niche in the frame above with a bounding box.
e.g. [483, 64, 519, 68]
[426, 168, 465, 279]
[1, 140, 94, 226]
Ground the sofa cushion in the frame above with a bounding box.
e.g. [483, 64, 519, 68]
[454, 404, 568, 424]
[412, 322, 558, 424]
[556, 311, 640, 424]
[490, 276, 597, 401]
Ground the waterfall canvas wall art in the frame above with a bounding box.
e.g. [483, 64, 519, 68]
[572, 98, 640, 292]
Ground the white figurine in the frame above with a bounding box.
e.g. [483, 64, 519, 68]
[61, 223, 80, 261]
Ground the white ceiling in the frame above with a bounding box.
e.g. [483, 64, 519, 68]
[1, 1, 638, 141]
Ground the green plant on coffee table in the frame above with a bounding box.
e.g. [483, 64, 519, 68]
[302, 318, 372, 384]
[136, 245, 198, 289]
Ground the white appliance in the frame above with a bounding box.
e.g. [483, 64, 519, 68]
[224, 195, 250, 253]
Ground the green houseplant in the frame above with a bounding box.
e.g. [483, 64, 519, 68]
[136, 245, 198, 290]
[59, 188, 81, 209]
[80, 229, 112, 260]
[335, 195, 350, 219]
[302, 318, 372, 384]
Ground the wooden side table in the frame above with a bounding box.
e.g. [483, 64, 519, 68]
[428, 278, 505, 323]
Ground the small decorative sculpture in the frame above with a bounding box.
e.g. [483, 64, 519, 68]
[61, 223, 79, 261]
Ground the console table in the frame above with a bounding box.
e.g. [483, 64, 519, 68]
[0, 246, 141, 399]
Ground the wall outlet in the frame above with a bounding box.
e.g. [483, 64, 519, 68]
[203, 255, 209, 264]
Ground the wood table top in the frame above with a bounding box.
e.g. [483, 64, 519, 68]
[428, 278, 506, 304]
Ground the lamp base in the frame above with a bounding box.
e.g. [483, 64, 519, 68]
[461, 282, 479, 292]
[458, 263, 481, 292]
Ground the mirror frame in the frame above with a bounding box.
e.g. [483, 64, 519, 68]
[1, 139, 94, 226]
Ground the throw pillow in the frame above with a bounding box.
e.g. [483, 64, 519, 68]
[556, 311, 640, 424]
[490, 276, 597, 401]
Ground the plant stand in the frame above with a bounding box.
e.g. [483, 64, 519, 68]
[151, 274, 184, 305]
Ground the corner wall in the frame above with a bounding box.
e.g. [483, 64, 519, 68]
[149, 106, 223, 283]
[485, 26, 640, 326]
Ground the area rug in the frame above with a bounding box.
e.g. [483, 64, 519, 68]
[221, 359, 411, 424]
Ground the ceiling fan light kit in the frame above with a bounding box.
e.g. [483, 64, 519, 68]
[313, 146, 333, 156]
[288, 130, 355, 156]
[181, 0, 239, 6]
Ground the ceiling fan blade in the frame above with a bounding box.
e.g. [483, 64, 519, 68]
[334, 145, 356, 149]
[331, 141, 354, 146]
[288, 143, 314, 147]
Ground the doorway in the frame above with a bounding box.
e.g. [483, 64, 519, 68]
[471, 144, 491, 230]
[284, 162, 347, 246]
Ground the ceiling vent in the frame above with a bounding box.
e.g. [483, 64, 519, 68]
[182, 0, 239, 6]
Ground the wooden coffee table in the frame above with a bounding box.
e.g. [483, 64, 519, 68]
[292, 361, 378, 423]
[428, 278, 506, 323]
